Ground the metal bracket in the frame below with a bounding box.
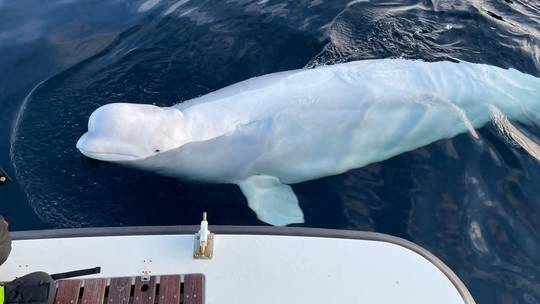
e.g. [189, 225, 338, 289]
[194, 212, 214, 259]
[141, 271, 151, 282]
[140, 259, 152, 282]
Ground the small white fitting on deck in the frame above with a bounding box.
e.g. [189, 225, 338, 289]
[193, 212, 214, 259]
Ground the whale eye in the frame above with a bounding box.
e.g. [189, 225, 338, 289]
[155, 149, 160, 153]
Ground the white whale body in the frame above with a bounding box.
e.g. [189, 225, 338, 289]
[76, 59, 540, 226]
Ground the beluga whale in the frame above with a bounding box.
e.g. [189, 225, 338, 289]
[77, 59, 540, 226]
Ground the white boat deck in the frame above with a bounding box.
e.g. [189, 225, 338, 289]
[0, 226, 475, 304]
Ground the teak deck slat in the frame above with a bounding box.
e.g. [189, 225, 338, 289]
[55, 279, 82, 304]
[107, 277, 132, 304]
[133, 276, 157, 304]
[184, 274, 204, 304]
[54, 274, 204, 304]
[158, 275, 181, 304]
[81, 279, 107, 304]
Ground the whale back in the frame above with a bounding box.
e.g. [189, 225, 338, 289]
[165, 60, 540, 183]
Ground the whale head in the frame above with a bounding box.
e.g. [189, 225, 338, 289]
[77, 103, 185, 163]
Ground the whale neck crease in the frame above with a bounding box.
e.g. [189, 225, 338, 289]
[181, 102, 251, 143]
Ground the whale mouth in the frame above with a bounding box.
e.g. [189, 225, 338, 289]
[76, 133, 142, 162]
[78, 150, 139, 162]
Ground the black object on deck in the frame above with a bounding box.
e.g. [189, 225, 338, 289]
[3, 271, 55, 304]
[50, 267, 101, 280]
[0, 214, 11, 266]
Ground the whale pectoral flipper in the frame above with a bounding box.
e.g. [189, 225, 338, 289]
[238, 175, 305, 226]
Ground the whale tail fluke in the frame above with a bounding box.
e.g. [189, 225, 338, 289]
[483, 65, 540, 125]
[238, 175, 305, 226]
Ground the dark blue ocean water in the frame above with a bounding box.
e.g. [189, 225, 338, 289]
[1, 0, 539, 302]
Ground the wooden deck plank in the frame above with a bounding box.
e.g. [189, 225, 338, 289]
[108, 277, 132, 304]
[184, 274, 204, 304]
[158, 275, 181, 304]
[133, 276, 157, 304]
[81, 278, 107, 304]
[55, 279, 82, 304]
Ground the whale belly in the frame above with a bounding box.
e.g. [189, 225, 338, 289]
[251, 103, 483, 184]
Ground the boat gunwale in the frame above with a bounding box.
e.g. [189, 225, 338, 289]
[11, 225, 476, 304]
